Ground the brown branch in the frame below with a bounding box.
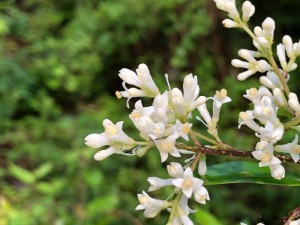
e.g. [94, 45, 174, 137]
[175, 143, 300, 164]
[283, 206, 300, 225]
[189, 131, 203, 171]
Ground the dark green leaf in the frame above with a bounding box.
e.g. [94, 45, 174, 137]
[203, 161, 300, 186]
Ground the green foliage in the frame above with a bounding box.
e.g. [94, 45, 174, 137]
[204, 161, 300, 186]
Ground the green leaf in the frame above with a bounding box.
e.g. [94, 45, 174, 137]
[87, 194, 119, 216]
[8, 164, 35, 184]
[34, 163, 53, 179]
[203, 161, 300, 186]
[194, 208, 224, 225]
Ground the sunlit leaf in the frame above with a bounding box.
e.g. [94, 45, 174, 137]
[194, 208, 224, 225]
[8, 164, 35, 184]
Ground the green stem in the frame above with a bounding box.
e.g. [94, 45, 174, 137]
[268, 55, 291, 96]
[284, 116, 300, 129]
[193, 131, 218, 145]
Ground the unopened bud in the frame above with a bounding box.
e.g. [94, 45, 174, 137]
[277, 44, 287, 70]
[288, 92, 300, 114]
[198, 156, 207, 176]
[256, 60, 272, 73]
[259, 76, 276, 89]
[262, 17, 275, 40]
[222, 19, 239, 28]
[282, 35, 293, 57]
[273, 88, 285, 106]
[242, 1, 255, 22]
[270, 164, 285, 180]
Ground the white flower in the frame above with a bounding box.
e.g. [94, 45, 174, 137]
[84, 119, 136, 161]
[277, 42, 298, 72]
[170, 74, 206, 119]
[116, 64, 159, 107]
[252, 141, 281, 167]
[269, 164, 285, 180]
[167, 162, 185, 178]
[290, 219, 300, 225]
[154, 134, 181, 162]
[147, 177, 174, 192]
[197, 104, 219, 140]
[242, 1, 255, 22]
[212, 89, 231, 123]
[257, 121, 284, 144]
[272, 88, 285, 107]
[172, 167, 204, 198]
[231, 49, 271, 81]
[253, 96, 279, 125]
[222, 19, 239, 28]
[238, 111, 261, 133]
[84, 133, 108, 149]
[262, 17, 275, 42]
[194, 186, 210, 204]
[288, 92, 300, 114]
[136, 191, 168, 218]
[260, 71, 284, 90]
[166, 120, 192, 141]
[275, 135, 300, 162]
[198, 156, 207, 176]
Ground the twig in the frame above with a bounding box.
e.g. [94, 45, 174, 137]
[283, 206, 300, 225]
[175, 143, 300, 164]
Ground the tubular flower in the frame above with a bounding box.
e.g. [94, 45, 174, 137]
[116, 64, 159, 108]
[84, 119, 136, 160]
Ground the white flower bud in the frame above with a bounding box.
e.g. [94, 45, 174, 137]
[222, 19, 239, 28]
[259, 76, 277, 89]
[294, 41, 300, 56]
[94, 147, 116, 161]
[189, 96, 207, 111]
[238, 49, 257, 63]
[231, 59, 249, 68]
[237, 69, 256, 81]
[198, 156, 207, 176]
[242, 1, 255, 22]
[262, 17, 275, 40]
[256, 60, 272, 73]
[225, 1, 239, 19]
[214, 0, 226, 11]
[254, 26, 263, 36]
[147, 177, 173, 191]
[277, 44, 287, 69]
[289, 63, 298, 71]
[85, 134, 108, 148]
[269, 164, 285, 180]
[194, 186, 210, 204]
[282, 35, 293, 57]
[197, 104, 212, 124]
[273, 88, 285, 106]
[167, 162, 184, 178]
[256, 37, 269, 48]
[288, 93, 300, 114]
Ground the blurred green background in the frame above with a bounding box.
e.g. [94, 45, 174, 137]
[1, 0, 300, 224]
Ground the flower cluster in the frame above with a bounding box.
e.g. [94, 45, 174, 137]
[216, 0, 300, 180]
[137, 162, 209, 224]
[83, 0, 300, 224]
[85, 63, 232, 224]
